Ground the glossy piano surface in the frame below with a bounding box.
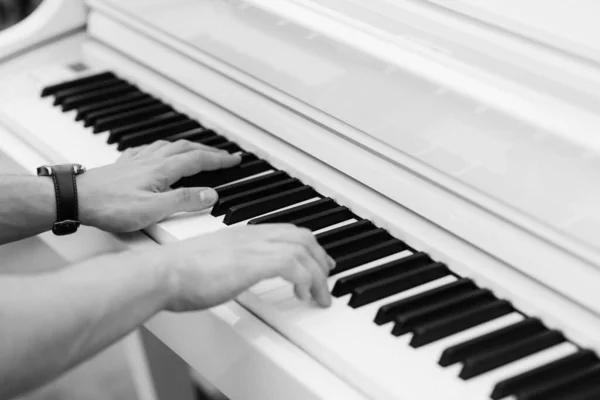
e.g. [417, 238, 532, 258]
[425, 0, 600, 64]
[91, 0, 600, 256]
[3, 1, 600, 399]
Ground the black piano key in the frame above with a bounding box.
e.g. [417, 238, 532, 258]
[118, 119, 202, 150]
[333, 252, 431, 297]
[350, 262, 450, 307]
[164, 128, 212, 142]
[224, 186, 320, 225]
[178, 159, 272, 189]
[412, 299, 514, 348]
[61, 83, 138, 111]
[440, 318, 546, 367]
[491, 350, 599, 400]
[560, 382, 600, 400]
[315, 220, 375, 247]
[375, 278, 477, 325]
[516, 364, 600, 400]
[212, 178, 303, 216]
[213, 141, 242, 153]
[560, 384, 600, 400]
[108, 112, 183, 143]
[332, 239, 408, 276]
[239, 153, 259, 163]
[459, 330, 564, 380]
[323, 228, 392, 259]
[216, 171, 290, 198]
[290, 207, 357, 232]
[75, 92, 150, 121]
[53, 79, 126, 105]
[83, 97, 159, 127]
[249, 198, 338, 225]
[392, 288, 495, 337]
[41, 71, 116, 97]
[518, 364, 600, 400]
[195, 134, 228, 146]
[94, 103, 173, 133]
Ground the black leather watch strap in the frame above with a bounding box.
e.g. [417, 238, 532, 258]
[37, 164, 86, 236]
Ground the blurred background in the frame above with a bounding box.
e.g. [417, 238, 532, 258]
[0, 0, 42, 30]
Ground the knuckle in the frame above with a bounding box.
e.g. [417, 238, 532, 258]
[155, 160, 170, 175]
[298, 228, 316, 243]
[289, 244, 307, 262]
[179, 187, 193, 204]
[173, 139, 194, 151]
[295, 267, 312, 285]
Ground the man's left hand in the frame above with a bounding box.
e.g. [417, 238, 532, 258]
[77, 140, 241, 232]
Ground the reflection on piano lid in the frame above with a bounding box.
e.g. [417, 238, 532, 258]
[32, 70, 600, 399]
[91, 0, 600, 257]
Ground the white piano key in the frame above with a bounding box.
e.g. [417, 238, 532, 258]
[36, 96, 120, 167]
[214, 169, 276, 189]
[313, 218, 359, 235]
[249, 277, 290, 296]
[228, 197, 322, 227]
[252, 281, 481, 400]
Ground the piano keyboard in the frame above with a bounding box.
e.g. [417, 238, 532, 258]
[29, 71, 600, 400]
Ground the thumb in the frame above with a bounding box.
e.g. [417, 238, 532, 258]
[162, 187, 219, 214]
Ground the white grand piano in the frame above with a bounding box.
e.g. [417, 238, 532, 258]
[1, 0, 600, 399]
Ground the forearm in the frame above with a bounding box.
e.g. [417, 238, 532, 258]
[0, 175, 55, 245]
[0, 250, 170, 400]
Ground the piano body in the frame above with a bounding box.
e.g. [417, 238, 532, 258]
[1, 0, 600, 399]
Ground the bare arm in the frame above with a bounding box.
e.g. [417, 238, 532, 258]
[0, 175, 55, 244]
[0, 250, 168, 400]
[0, 140, 241, 246]
[0, 225, 334, 400]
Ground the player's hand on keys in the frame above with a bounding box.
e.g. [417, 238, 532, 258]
[78, 140, 240, 232]
[152, 225, 335, 310]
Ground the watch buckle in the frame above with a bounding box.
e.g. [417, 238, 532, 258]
[52, 220, 81, 236]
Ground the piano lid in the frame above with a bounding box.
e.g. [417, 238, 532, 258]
[425, 0, 600, 66]
[90, 0, 600, 255]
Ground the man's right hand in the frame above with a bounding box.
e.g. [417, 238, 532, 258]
[150, 224, 335, 310]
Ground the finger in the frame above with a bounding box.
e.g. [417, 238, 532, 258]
[155, 140, 228, 158]
[157, 187, 219, 216]
[272, 243, 332, 308]
[137, 140, 171, 156]
[247, 225, 335, 274]
[290, 227, 335, 276]
[162, 150, 242, 184]
[304, 256, 332, 307]
[118, 145, 148, 161]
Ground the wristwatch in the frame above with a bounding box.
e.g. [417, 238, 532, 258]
[37, 163, 86, 236]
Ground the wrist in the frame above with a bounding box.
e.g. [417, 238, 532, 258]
[131, 247, 176, 311]
[36, 176, 57, 230]
[76, 175, 98, 228]
[23, 175, 56, 231]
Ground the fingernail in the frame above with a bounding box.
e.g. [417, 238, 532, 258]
[199, 188, 218, 205]
[328, 256, 336, 269]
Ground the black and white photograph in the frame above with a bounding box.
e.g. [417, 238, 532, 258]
[0, 1, 599, 399]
